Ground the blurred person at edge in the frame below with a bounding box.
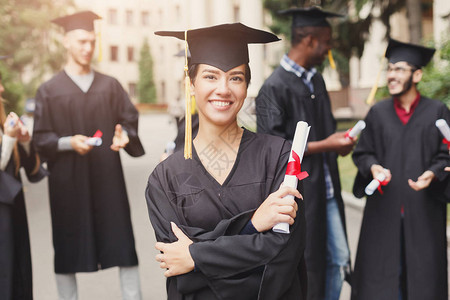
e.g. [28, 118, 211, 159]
[0, 64, 47, 299]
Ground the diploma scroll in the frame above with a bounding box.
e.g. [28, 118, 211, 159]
[365, 171, 387, 196]
[166, 141, 176, 155]
[85, 129, 103, 146]
[273, 121, 310, 234]
[85, 137, 102, 146]
[436, 119, 450, 151]
[346, 120, 366, 139]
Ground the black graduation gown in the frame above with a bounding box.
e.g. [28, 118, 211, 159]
[146, 130, 307, 300]
[33, 71, 145, 273]
[0, 141, 46, 300]
[351, 96, 450, 300]
[255, 66, 349, 299]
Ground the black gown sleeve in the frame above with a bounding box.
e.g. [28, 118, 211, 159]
[427, 104, 450, 181]
[113, 80, 145, 157]
[352, 108, 380, 198]
[33, 86, 60, 162]
[255, 80, 289, 139]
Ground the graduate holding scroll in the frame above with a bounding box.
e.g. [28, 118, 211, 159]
[33, 11, 145, 299]
[255, 7, 354, 300]
[351, 39, 450, 300]
[146, 23, 307, 299]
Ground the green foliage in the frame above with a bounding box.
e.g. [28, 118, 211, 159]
[0, 0, 73, 114]
[263, 0, 405, 88]
[137, 38, 157, 104]
[418, 38, 450, 106]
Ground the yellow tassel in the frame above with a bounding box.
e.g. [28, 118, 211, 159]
[191, 95, 196, 115]
[97, 20, 103, 62]
[366, 49, 387, 106]
[184, 30, 192, 159]
[328, 50, 336, 69]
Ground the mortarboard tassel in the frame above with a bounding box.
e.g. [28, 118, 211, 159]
[366, 48, 387, 106]
[328, 50, 336, 69]
[97, 20, 103, 62]
[184, 30, 192, 159]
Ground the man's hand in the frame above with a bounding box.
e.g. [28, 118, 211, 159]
[370, 164, 392, 183]
[70, 135, 93, 155]
[110, 124, 129, 152]
[306, 132, 356, 156]
[408, 170, 435, 191]
[251, 186, 301, 232]
[155, 222, 194, 277]
[324, 132, 356, 156]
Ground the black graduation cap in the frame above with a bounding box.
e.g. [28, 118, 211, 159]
[51, 11, 101, 33]
[279, 6, 344, 28]
[174, 49, 191, 58]
[155, 23, 280, 72]
[385, 38, 435, 68]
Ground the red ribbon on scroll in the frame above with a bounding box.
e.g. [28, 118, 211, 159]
[376, 179, 389, 195]
[443, 138, 450, 150]
[93, 130, 103, 138]
[344, 129, 353, 140]
[285, 150, 309, 181]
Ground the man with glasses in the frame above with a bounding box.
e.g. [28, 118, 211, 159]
[351, 38, 450, 300]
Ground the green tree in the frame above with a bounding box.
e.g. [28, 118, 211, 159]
[0, 0, 73, 113]
[418, 38, 450, 106]
[137, 38, 157, 104]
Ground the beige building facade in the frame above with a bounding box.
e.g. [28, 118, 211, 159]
[72, 0, 283, 112]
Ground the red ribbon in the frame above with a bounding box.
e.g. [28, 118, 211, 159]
[286, 150, 309, 181]
[443, 138, 450, 150]
[93, 130, 103, 138]
[376, 179, 389, 195]
[344, 128, 354, 140]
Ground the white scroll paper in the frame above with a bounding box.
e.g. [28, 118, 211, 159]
[347, 120, 366, 139]
[273, 121, 310, 234]
[365, 171, 387, 196]
[85, 137, 102, 146]
[436, 119, 450, 141]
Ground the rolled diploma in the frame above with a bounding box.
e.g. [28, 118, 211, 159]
[436, 119, 450, 141]
[85, 137, 102, 146]
[347, 120, 366, 139]
[273, 121, 310, 234]
[365, 172, 386, 196]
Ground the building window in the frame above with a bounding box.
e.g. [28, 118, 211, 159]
[141, 11, 149, 26]
[110, 46, 119, 62]
[108, 9, 118, 25]
[126, 10, 133, 26]
[127, 46, 134, 62]
[128, 83, 137, 98]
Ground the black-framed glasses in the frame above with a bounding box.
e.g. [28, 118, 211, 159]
[386, 66, 417, 74]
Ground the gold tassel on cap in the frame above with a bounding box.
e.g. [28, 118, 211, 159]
[184, 30, 192, 159]
[328, 50, 336, 69]
[366, 48, 387, 106]
[97, 20, 103, 62]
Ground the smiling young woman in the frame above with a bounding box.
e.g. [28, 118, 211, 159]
[146, 23, 308, 300]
